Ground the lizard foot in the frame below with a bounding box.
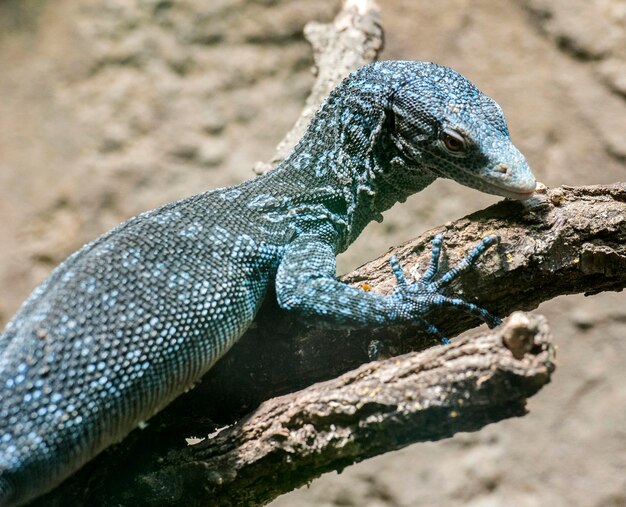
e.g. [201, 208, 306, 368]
[389, 234, 501, 344]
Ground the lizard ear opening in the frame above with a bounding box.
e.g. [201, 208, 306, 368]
[384, 105, 396, 134]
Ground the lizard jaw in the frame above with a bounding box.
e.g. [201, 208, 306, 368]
[470, 160, 537, 201]
[480, 180, 536, 200]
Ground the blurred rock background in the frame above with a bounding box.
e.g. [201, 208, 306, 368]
[0, 1, 624, 505]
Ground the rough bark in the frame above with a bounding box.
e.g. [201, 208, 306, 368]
[185, 183, 625, 426]
[43, 313, 552, 507]
[254, 0, 383, 173]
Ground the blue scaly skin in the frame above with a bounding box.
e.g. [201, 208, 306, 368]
[0, 61, 536, 506]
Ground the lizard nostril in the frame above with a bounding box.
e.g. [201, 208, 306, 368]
[495, 163, 510, 175]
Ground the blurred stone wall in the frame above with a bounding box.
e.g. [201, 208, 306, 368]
[0, 1, 624, 506]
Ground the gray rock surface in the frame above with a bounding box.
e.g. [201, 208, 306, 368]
[0, 1, 624, 506]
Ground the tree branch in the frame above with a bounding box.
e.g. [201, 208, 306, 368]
[34, 182, 626, 505]
[254, 0, 383, 173]
[181, 183, 625, 427]
[121, 313, 555, 506]
[35, 313, 554, 507]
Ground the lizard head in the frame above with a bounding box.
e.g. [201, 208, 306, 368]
[388, 62, 536, 200]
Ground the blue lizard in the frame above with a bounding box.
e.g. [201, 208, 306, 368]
[0, 61, 536, 506]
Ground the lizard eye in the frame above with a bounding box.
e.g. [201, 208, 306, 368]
[441, 128, 467, 154]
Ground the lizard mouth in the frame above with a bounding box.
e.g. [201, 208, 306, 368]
[480, 179, 536, 200]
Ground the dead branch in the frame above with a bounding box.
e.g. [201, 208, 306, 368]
[254, 0, 383, 173]
[35, 313, 554, 506]
[183, 183, 624, 427]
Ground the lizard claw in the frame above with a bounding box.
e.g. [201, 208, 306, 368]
[389, 234, 500, 344]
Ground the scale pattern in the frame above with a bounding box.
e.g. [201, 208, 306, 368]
[0, 61, 536, 506]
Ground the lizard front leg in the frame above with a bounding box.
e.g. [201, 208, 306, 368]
[275, 233, 500, 342]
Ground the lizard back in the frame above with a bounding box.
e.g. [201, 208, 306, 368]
[0, 180, 283, 505]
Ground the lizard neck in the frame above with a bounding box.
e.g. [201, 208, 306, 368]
[342, 154, 437, 248]
[268, 64, 439, 252]
[266, 123, 438, 253]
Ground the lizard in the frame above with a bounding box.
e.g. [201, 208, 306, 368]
[0, 60, 536, 506]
